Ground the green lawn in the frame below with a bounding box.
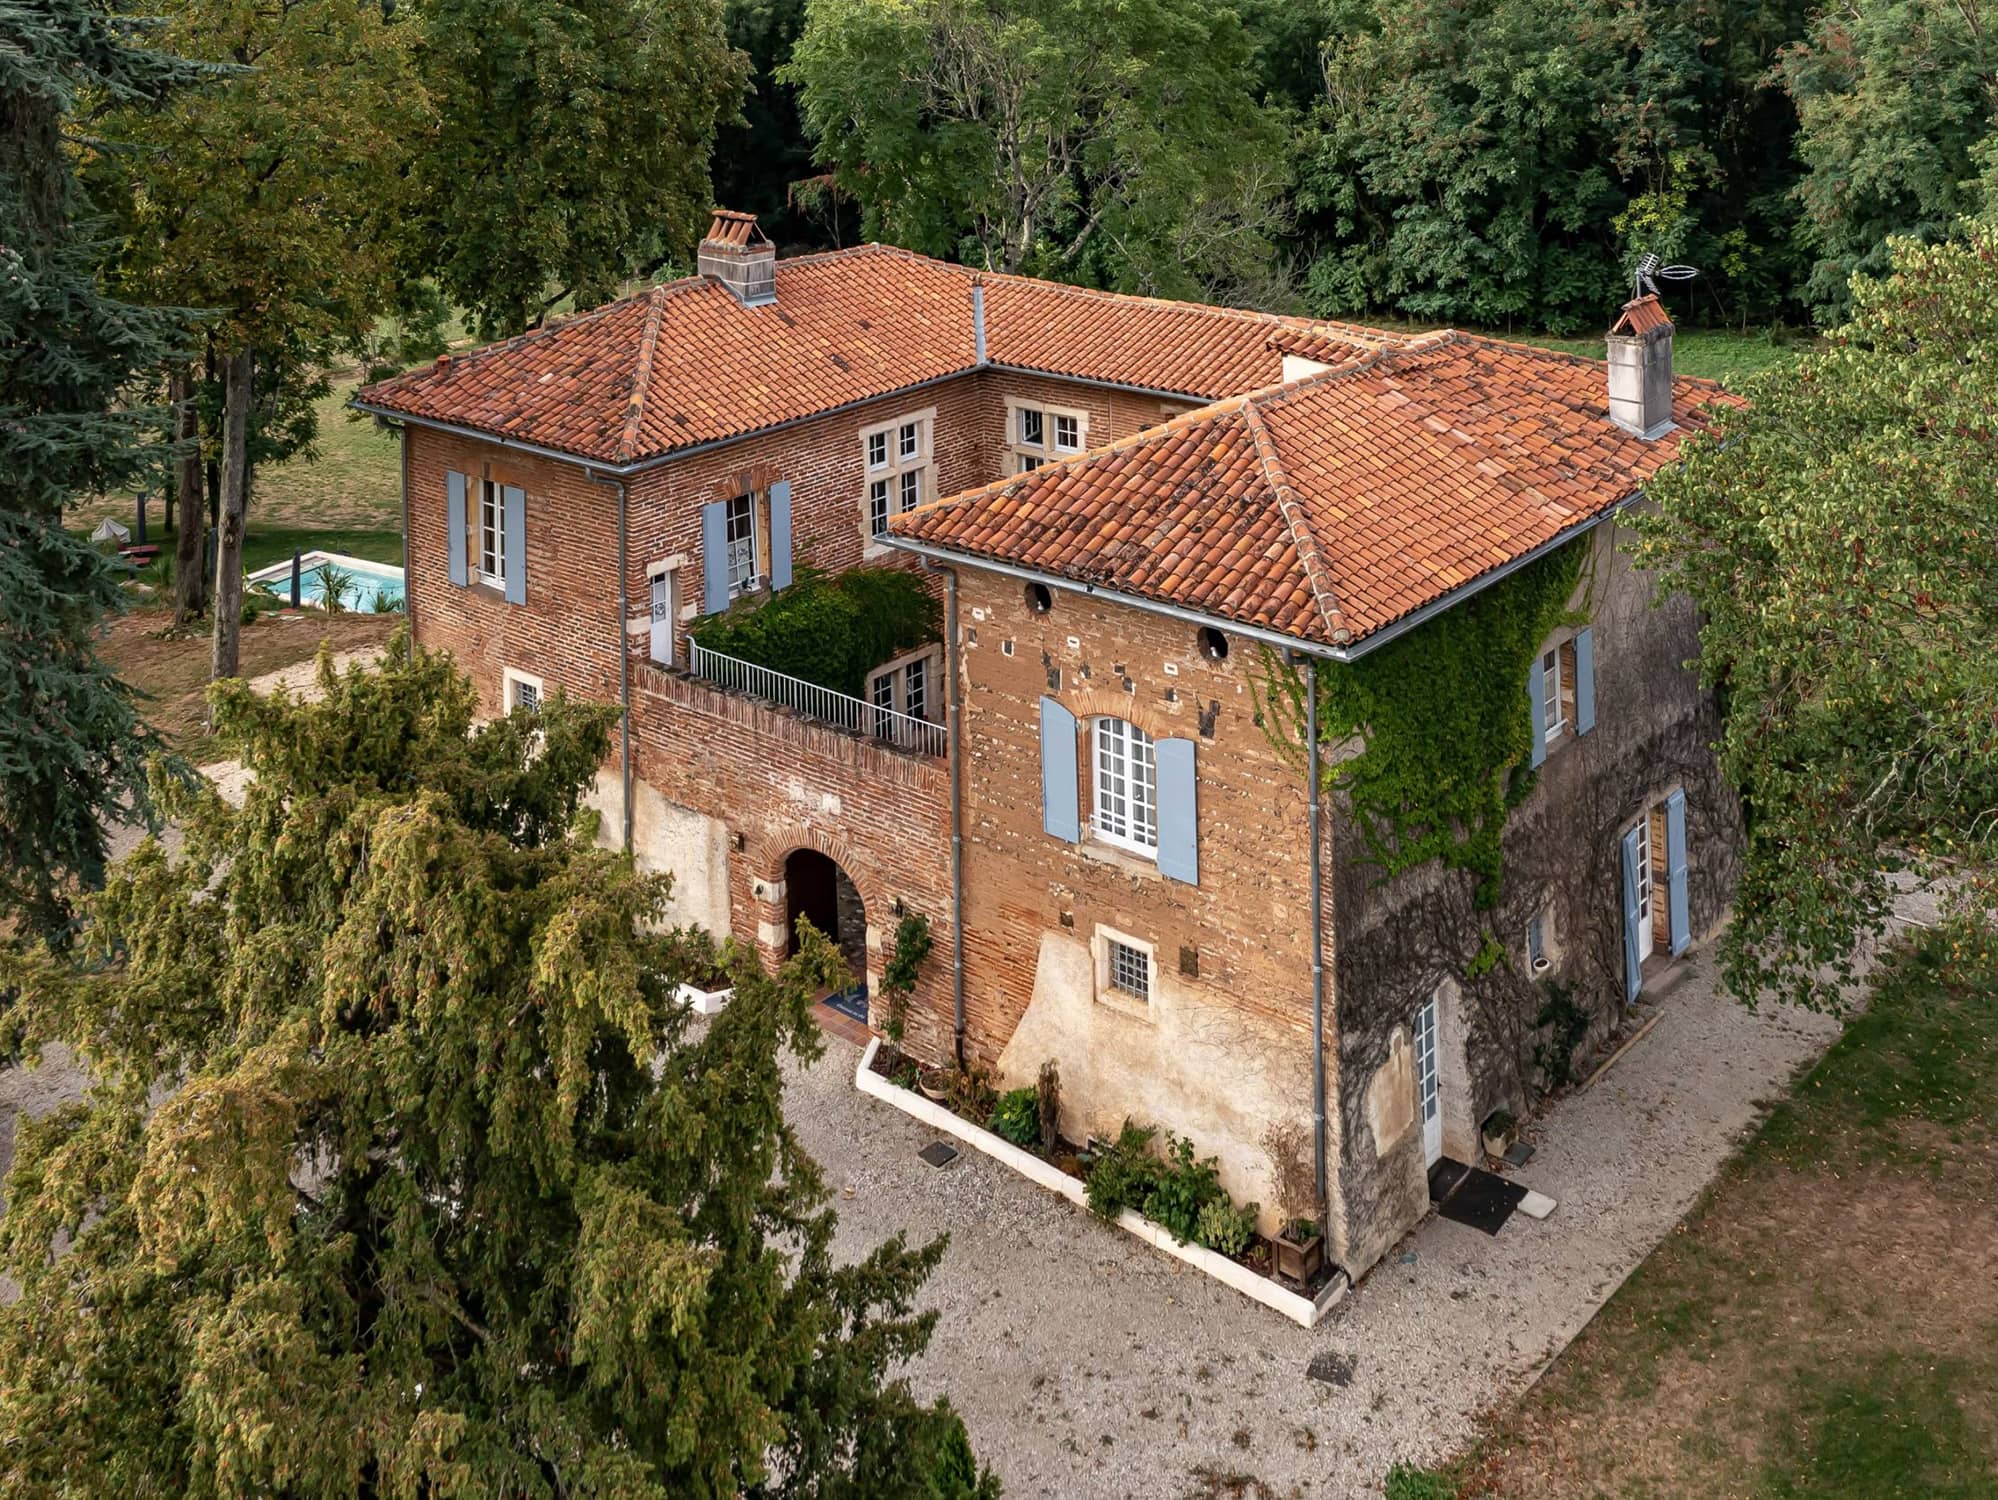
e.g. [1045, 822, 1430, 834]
[1517, 328, 1809, 385]
[1436, 933, 1998, 1498]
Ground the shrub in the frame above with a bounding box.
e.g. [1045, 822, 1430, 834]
[1142, 1132, 1225, 1244]
[944, 1064, 996, 1122]
[1533, 981, 1592, 1087]
[878, 911, 932, 1045]
[1084, 1120, 1160, 1220]
[987, 1087, 1040, 1148]
[690, 565, 939, 697]
[1193, 1197, 1258, 1257]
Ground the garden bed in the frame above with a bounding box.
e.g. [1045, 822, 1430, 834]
[674, 968, 734, 1015]
[858, 1038, 1346, 1327]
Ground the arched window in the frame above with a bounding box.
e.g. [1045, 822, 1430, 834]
[1091, 716, 1157, 854]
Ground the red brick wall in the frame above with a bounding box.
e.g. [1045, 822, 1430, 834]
[946, 567, 1323, 1059]
[404, 366, 1225, 1057]
[403, 426, 622, 715]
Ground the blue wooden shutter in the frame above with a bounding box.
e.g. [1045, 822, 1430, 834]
[1156, 737, 1198, 884]
[501, 485, 527, 604]
[1528, 654, 1547, 768]
[446, 472, 467, 587]
[768, 480, 793, 590]
[701, 501, 729, 615]
[1665, 789, 1690, 956]
[1620, 825, 1643, 1001]
[1574, 628, 1596, 735]
[1040, 697, 1079, 842]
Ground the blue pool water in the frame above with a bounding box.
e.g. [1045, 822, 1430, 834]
[252, 553, 405, 613]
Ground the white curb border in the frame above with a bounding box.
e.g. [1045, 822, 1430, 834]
[674, 982, 734, 1016]
[856, 1037, 1347, 1327]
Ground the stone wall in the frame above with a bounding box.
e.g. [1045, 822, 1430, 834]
[1324, 518, 1742, 1275]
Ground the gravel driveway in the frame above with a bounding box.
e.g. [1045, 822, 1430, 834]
[791, 951, 1847, 1498]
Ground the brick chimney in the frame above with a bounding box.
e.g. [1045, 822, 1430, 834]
[697, 210, 776, 307]
[1606, 294, 1675, 439]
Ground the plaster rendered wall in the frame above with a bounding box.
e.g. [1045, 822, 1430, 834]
[1326, 517, 1741, 1277]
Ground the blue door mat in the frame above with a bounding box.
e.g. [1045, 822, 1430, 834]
[823, 981, 868, 1024]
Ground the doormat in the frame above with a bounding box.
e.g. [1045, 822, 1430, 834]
[1436, 1165, 1527, 1236]
[824, 981, 869, 1025]
[1427, 1157, 1470, 1203]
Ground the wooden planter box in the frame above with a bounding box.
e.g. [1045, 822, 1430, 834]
[1273, 1228, 1324, 1284]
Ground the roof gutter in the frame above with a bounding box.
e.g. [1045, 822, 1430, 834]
[886, 499, 1628, 665]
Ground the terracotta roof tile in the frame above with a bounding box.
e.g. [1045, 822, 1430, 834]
[893, 335, 1739, 648]
[357, 239, 1395, 462]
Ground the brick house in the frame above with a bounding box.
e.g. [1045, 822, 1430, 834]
[356, 213, 1738, 1278]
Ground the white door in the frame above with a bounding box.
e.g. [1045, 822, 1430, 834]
[649, 571, 676, 666]
[1633, 814, 1656, 964]
[1414, 996, 1442, 1166]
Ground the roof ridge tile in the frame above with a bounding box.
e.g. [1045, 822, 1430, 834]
[1240, 399, 1349, 644]
[615, 284, 671, 463]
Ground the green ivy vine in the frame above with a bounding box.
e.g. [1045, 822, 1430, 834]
[1257, 538, 1591, 909]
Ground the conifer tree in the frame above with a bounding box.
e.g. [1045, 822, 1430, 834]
[0, 639, 995, 1496]
[0, 0, 200, 943]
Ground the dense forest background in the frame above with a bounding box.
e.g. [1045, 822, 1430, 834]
[725, 0, 1997, 333]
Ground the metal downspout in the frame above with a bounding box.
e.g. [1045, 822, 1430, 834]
[395, 418, 414, 659]
[942, 564, 968, 1068]
[1305, 656, 1327, 1221]
[586, 468, 635, 852]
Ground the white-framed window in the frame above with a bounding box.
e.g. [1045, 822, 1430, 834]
[503, 666, 544, 714]
[1541, 647, 1565, 742]
[1091, 716, 1157, 855]
[478, 478, 507, 587]
[1633, 813, 1653, 938]
[865, 646, 941, 727]
[860, 409, 933, 546]
[1005, 397, 1087, 477]
[1093, 924, 1155, 1014]
[724, 493, 757, 595]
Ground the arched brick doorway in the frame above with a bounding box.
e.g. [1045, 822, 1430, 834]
[783, 848, 869, 1018]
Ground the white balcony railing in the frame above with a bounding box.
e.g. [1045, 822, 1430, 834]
[687, 641, 947, 759]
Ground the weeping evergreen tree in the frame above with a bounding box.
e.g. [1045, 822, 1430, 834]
[0, 0, 199, 943]
[0, 639, 996, 1497]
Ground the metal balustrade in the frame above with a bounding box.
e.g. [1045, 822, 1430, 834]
[686, 641, 947, 758]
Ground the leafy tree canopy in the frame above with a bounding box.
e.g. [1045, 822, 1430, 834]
[0, 0, 205, 942]
[0, 639, 991, 1496]
[1630, 219, 1998, 1010]
[784, 0, 1291, 301]
[1299, 0, 1812, 332]
[1780, 0, 1998, 319]
[409, 0, 751, 337]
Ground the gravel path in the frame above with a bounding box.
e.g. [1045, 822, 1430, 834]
[789, 950, 1848, 1498]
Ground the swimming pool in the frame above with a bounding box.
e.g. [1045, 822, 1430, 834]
[248, 550, 406, 613]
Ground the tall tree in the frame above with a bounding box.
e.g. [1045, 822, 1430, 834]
[1780, 0, 1998, 319]
[89, 0, 421, 677]
[0, 0, 200, 944]
[784, 0, 1290, 301]
[1630, 219, 1998, 1009]
[712, 0, 821, 245]
[409, 0, 750, 337]
[0, 641, 995, 1496]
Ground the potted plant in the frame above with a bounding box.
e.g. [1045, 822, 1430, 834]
[1482, 1108, 1518, 1159]
[1261, 1119, 1325, 1283]
[917, 1067, 950, 1103]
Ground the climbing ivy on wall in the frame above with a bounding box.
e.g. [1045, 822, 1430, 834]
[1259, 538, 1591, 907]
[691, 565, 940, 697]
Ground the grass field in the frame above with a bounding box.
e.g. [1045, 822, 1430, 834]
[1517, 328, 1807, 385]
[1426, 934, 1998, 1498]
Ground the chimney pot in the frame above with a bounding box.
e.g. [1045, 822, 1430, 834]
[698, 209, 776, 307]
[1606, 294, 1674, 439]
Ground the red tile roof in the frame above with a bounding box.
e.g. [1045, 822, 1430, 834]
[1612, 294, 1673, 335]
[357, 243, 1390, 464]
[891, 335, 1736, 648]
